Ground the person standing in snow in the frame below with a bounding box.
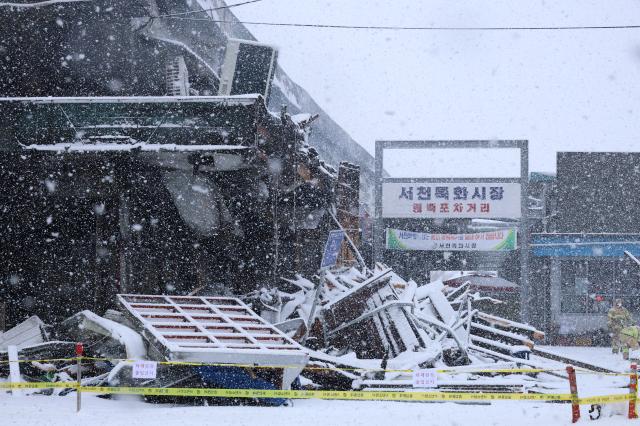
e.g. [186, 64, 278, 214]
[620, 325, 640, 360]
[608, 299, 633, 354]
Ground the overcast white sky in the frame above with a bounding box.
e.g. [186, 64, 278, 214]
[233, 0, 640, 174]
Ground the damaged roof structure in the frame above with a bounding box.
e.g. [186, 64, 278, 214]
[0, 0, 355, 326]
[0, 94, 340, 324]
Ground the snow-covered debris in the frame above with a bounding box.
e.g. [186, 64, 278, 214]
[256, 263, 554, 392]
[58, 310, 146, 359]
[116, 294, 309, 391]
[0, 316, 47, 351]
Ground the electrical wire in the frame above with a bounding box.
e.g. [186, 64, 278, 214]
[162, 17, 640, 31]
[151, 0, 265, 19]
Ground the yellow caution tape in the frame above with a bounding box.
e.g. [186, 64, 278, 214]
[0, 358, 84, 365]
[0, 381, 632, 405]
[0, 382, 76, 390]
[578, 394, 633, 405]
[80, 386, 576, 402]
[0, 357, 632, 377]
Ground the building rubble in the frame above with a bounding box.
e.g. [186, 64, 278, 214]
[5, 263, 620, 402]
[241, 264, 564, 393]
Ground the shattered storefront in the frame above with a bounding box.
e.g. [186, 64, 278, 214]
[0, 96, 337, 327]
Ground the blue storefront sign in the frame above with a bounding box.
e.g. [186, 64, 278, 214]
[320, 230, 345, 269]
[531, 233, 640, 257]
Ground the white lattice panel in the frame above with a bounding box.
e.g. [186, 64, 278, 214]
[117, 294, 308, 367]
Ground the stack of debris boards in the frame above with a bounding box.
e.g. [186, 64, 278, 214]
[272, 264, 558, 393]
[116, 294, 309, 400]
[322, 268, 430, 359]
[413, 276, 545, 362]
[0, 315, 76, 373]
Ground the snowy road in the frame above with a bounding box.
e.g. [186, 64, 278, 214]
[0, 393, 630, 426]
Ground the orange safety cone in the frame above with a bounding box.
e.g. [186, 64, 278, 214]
[629, 363, 638, 419]
[566, 365, 580, 423]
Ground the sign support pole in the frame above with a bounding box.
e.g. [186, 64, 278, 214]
[630, 363, 638, 419]
[566, 365, 580, 423]
[75, 342, 83, 413]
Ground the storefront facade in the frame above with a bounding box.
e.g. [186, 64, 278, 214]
[531, 233, 640, 339]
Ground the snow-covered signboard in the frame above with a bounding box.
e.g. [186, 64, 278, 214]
[386, 228, 517, 251]
[412, 369, 438, 388]
[132, 361, 157, 379]
[381, 182, 521, 219]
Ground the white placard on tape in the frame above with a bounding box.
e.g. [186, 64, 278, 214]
[132, 361, 158, 379]
[412, 369, 438, 388]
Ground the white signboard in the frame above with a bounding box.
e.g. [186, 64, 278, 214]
[386, 228, 517, 251]
[132, 361, 158, 379]
[412, 369, 438, 388]
[382, 182, 521, 219]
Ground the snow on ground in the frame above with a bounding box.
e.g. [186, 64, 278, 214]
[0, 393, 630, 426]
[538, 346, 634, 373]
[1, 346, 637, 425]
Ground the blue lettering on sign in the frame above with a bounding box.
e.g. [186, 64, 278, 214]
[471, 187, 486, 200]
[399, 186, 413, 200]
[435, 187, 449, 200]
[321, 230, 345, 269]
[489, 186, 504, 200]
[417, 186, 431, 200]
[453, 186, 468, 200]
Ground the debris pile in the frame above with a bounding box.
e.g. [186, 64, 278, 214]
[4, 263, 599, 402]
[1, 295, 308, 405]
[248, 263, 556, 392]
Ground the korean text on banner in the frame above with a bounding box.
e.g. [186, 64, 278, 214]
[386, 228, 517, 252]
[382, 182, 521, 219]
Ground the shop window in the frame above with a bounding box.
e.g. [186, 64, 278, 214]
[560, 258, 640, 314]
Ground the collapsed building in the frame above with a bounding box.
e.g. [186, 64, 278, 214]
[1, 3, 626, 405]
[0, 0, 366, 327]
[0, 95, 346, 325]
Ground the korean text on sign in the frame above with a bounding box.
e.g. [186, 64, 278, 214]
[412, 369, 438, 388]
[381, 182, 521, 219]
[132, 361, 158, 379]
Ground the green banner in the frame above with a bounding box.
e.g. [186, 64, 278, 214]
[386, 228, 517, 251]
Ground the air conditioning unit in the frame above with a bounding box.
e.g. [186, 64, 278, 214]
[218, 38, 278, 102]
